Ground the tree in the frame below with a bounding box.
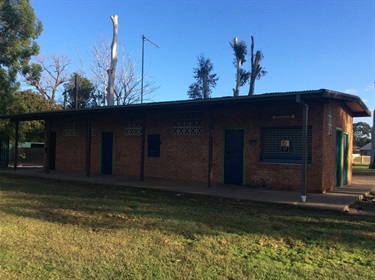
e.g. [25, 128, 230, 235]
[0, 0, 42, 139]
[248, 36, 267, 95]
[24, 54, 72, 102]
[1, 90, 59, 142]
[80, 36, 155, 106]
[107, 15, 118, 106]
[114, 53, 150, 105]
[187, 54, 219, 99]
[15, 90, 60, 141]
[353, 122, 371, 148]
[63, 74, 96, 109]
[0, 0, 42, 110]
[230, 37, 249, 97]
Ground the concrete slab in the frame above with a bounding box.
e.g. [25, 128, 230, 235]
[1, 167, 374, 213]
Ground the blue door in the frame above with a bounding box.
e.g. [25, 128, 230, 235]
[335, 130, 343, 187]
[343, 133, 349, 185]
[101, 132, 113, 174]
[224, 129, 244, 185]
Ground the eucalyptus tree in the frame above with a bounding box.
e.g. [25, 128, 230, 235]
[353, 122, 371, 148]
[15, 90, 59, 141]
[0, 0, 42, 137]
[24, 54, 72, 102]
[80, 36, 156, 106]
[248, 36, 267, 95]
[0, 0, 42, 110]
[63, 74, 96, 109]
[187, 54, 219, 100]
[107, 15, 118, 106]
[229, 38, 249, 97]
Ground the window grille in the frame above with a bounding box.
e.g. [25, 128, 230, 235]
[172, 112, 203, 135]
[124, 116, 143, 136]
[63, 121, 77, 137]
[260, 126, 312, 164]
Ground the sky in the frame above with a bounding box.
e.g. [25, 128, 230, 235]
[30, 0, 374, 125]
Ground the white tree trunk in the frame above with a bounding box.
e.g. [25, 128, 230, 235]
[107, 15, 118, 106]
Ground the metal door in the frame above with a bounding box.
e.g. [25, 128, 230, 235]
[335, 130, 343, 187]
[224, 129, 244, 185]
[343, 133, 349, 185]
[101, 132, 113, 174]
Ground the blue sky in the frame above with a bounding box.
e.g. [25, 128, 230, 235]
[30, 0, 374, 124]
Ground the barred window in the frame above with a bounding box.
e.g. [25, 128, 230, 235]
[63, 121, 77, 137]
[124, 116, 143, 136]
[260, 126, 312, 164]
[173, 112, 203, 135]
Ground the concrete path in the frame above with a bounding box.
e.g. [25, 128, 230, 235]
[1, 167, 374, 213]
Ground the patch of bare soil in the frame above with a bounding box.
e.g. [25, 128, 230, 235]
[349, 192, 375, 216]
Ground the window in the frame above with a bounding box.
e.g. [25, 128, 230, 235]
[63, 120, 77, 136]
[148, 134, 160, 157]
[260, 126, 312, 164]
[124, 116, 143, 136]
[172, 112, 203, 135]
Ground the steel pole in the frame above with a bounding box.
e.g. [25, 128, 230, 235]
[141, 35, 145, 104]
[301, 104, 309, 202]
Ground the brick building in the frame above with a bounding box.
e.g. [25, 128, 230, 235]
[1, 89, 371, 193]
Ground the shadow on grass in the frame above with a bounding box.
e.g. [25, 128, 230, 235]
[1, 173, 374, 251]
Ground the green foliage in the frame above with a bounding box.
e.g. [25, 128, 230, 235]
[353, 122, 371, 147]
[16, 90, 60, 141]
[0, 0, 42, 95]
[0, 0, 43, 140]
[230, 39, 248, 64]
[187, 54, 219, 99]
[0, 90, 60, 142]
[230, 38, 250, 96]
[0, 174, 374, 279]
[63, 74, 96, 109]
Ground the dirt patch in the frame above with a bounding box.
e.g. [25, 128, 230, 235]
[348, 192, 375, 216]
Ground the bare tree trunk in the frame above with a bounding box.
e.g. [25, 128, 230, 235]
[249, 36, 261, 96]
[234, 59, 241, 97]
[107, 15, 118, 106]
[233, 37, 241, 97]
[202, 68, 208, 99]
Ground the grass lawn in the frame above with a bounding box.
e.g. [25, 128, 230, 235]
[352, 164, 375, 176]
[0, 173, 374, 279]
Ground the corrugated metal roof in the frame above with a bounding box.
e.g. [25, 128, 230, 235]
[359, 143, 372, 151]
[0, 88, 371, 121]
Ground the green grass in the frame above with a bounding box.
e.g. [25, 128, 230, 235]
[352, 164, 375, 176]
[0, 173, 374, 279]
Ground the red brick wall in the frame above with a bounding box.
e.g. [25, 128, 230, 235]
[52, 119, 86, 173]
[320, 101, 353, 192]
[48, 99, 354, 193]
[143, 109, 209, 182]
